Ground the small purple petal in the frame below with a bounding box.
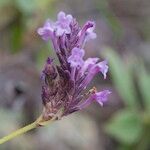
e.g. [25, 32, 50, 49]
[57, 11, 73, 23]
[37, 19, 55, 41]
[68, 47, 85, 67]
[76, 90, 111, 110]
[55, 11, 73, 36]
[93, 90, 111, 106]
[97, 60, 108, 79]
[78, 21, 96, 47]
[55, 27, 65, 36]
[79, 60, 108, 90]
[57, 11, 66, 20]
[81, 57, 99, 74]
[85, 22, 97, 42]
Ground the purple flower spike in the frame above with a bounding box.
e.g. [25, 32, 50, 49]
[38, 11, 111, 121]
[94, 90, 111, 106]
[67, 47, 85, 67]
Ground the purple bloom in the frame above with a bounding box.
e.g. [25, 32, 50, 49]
[37, 19, 55, 41]
[67, 47, 85, 67]
[38, 11, 111, 120]
[78, 21, 96, 47]
[81, 57, 99, 74]
[93, 90, 112, 106]
[77, 89, 111, 109]
[84, 22, 97, 42]
[96, 60, 109, 79]
[85, 27, 97, 41]
[38, 11, 73, 40]
[78, 60, 108, 91]
[85, 60, 108, 80]
[55, 11, 73, 36]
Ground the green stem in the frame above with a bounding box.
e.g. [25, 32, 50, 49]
[0, 109, 62, 145]
[0, 121, 37, 145]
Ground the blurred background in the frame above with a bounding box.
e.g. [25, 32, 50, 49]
[0, 0, 150, 149]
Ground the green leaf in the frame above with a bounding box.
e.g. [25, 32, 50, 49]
[11, 21, 23, 53]
[15, 0, 38, 14]
[15, 0, 54, 14]
[137, 64, 150, 111]
[102, 48, 139, 109]
[95, 0, 122, 38]
[105, 110, 143, 144]
[0, 0, 12, 7]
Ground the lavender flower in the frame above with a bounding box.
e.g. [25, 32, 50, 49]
[67, 47, 85, 67]
[37, 19, 55, 41]
[85, 24, 97, 42]
[55, 11, 73, 36]
[38, 11, 111, 121]
[77, 89, 112, 109]
[37, 11, 73, 40]
[78, 21, 96, 47]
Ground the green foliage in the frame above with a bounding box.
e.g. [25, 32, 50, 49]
[96, 0, 122, 38]
[11, 18, 23, 53]
[102, 48, 150, 149]
[0, 0, 54, 14]
[15, 0, 54, 14]
[105, 110, 143, 144]
[0, 0, 12, 7]
[102, 48, 139, 109]
[138, 64, 150, 111]
[0, 0, 55, 53]
[16, 0, 38, 14]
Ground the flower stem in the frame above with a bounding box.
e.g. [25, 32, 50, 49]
[0, 121, 37, 145]
[0, 109, 62, 145]
[0, 114, 56, 145]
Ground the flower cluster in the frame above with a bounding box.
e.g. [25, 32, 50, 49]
[38, 11, 111, 120]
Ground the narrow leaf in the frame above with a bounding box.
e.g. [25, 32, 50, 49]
[102, 48, 139, 109]
[105, 110, 143, 144]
